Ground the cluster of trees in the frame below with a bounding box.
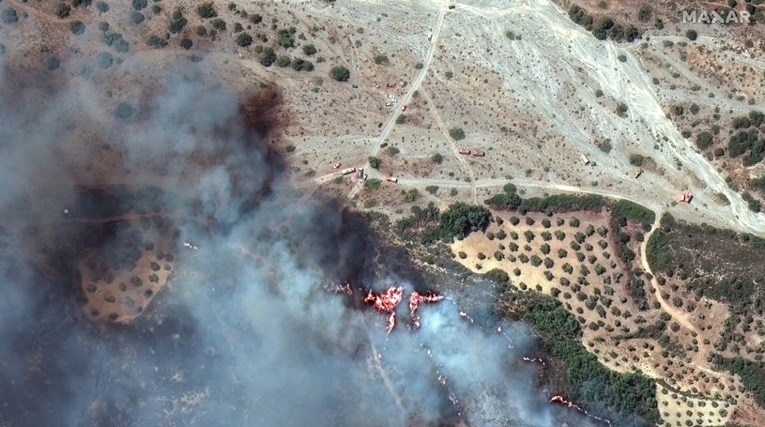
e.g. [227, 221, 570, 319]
[485, 186, 607, 215]
[727, 111, 765, 166]
[611, 200, 655, 230]
[715, 356, 765, 408]
[728, 129, 764, 166]
[393, 202, 490, 244]
[509, 293, 660, 425]
[567, 6, 640, 42]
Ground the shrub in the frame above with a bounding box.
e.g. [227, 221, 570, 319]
[132, 0, 147, 10]
[637, 6, 652, 22]
[98, 21, 110, 32]
[196, 26, 208, 37]
[696, 131, 713, 150]
[629, 153, 645, 166]
[276, 55, 291, 67]
[180, 38, 193, 50]
[72, 0, 92, 7]
[291, 58, 314, 72]
[277, 29, 295, 48]
[368, 157, 381, 169]
[686, 29, 698, 41]
[96, 2, 109, 13]
[234, 23, 243, 33]
[169, 10, 188, 34]
[236, 33, 253, 47]
[365, 178, 382, 190]
[1, 6, 17, 23]
[331, 66, 350, 81]
[449, 127, 466, 141]
[55, 3, 71, 18]
[250, 14, 262, 24]
[259, 47, 276, 66]
[616, 103, 628, 116]
[114, 102, 134, 119]
[197, 2, 217, 18]
[96, 52, 113, 68]
[104, 32, 129, 52]
[70, 20, 86, 35]
[303, 44, 317, 56]
[212, 18, 226, 31]
[374, 54, 389, 65]
[131, 12, 145, 24]
[46, 57, 61, 71]
[147, 35, 168, 48]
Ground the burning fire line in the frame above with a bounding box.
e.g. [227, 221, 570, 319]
[363, 286, 404, 333]
[550, 395, 613, 427]
[408, 291, 444, 328]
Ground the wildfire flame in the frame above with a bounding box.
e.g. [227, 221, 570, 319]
[361, 287, 443, 333]
[550, 395, 612, 426]
[408, 291, 444, 328]
[364, 287, 404, 333]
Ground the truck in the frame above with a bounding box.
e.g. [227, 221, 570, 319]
[386, 176, 398, 183]
[458, 149, 471, 155]
[634, 169, 643, 179]
[471, 150, 485, 157]
[340, 167, 356, 175]
[581, 153, 590, 165]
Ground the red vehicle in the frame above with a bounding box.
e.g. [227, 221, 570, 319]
[333, 162, 342, 169]
[678, 192, 693, 203]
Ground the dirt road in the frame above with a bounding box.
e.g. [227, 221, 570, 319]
[347, 6, 447, 199]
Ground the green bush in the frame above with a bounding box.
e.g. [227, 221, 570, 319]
[331, 65, 350, 81]
[70, 20, 86, 35]
[169, 10, 188, 34]
[303, 44, 317, 56]
[449, 127, 465, 141]
[131, 12, 145, 24]
[629, 153, 645, 166]
[55, 3, 71, 18]
[132, 0, 147, 10]
[212, 18, 226, 31]
[374, 54, 389, 65]
[196, 26, 208, 37]
[277, 28, 295, 48]
[146, 35, 168, 48]
[95, 52, 113, 69]
[686, 29, 698, 40]
[259, 47, 276, 66]
[291, 58, 314, 72]
[431, 153, 443, 164]
[197, 2, 217, 18]
[696, 131, 713, 150]
[276, 55, 291, 67]
[250, 14, 262, 24]
[96, 2, 109, 13]
[104, 32, 129, 52]
[637, 6, 652, 22]
[365, 178, 382, 190]
[368, 156, 381, 169]
[235, 33, 253, 47]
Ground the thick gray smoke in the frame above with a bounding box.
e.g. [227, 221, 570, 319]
[0, 53, 601, 427]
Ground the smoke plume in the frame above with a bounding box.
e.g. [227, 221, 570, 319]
[0, 53, 600, 427]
